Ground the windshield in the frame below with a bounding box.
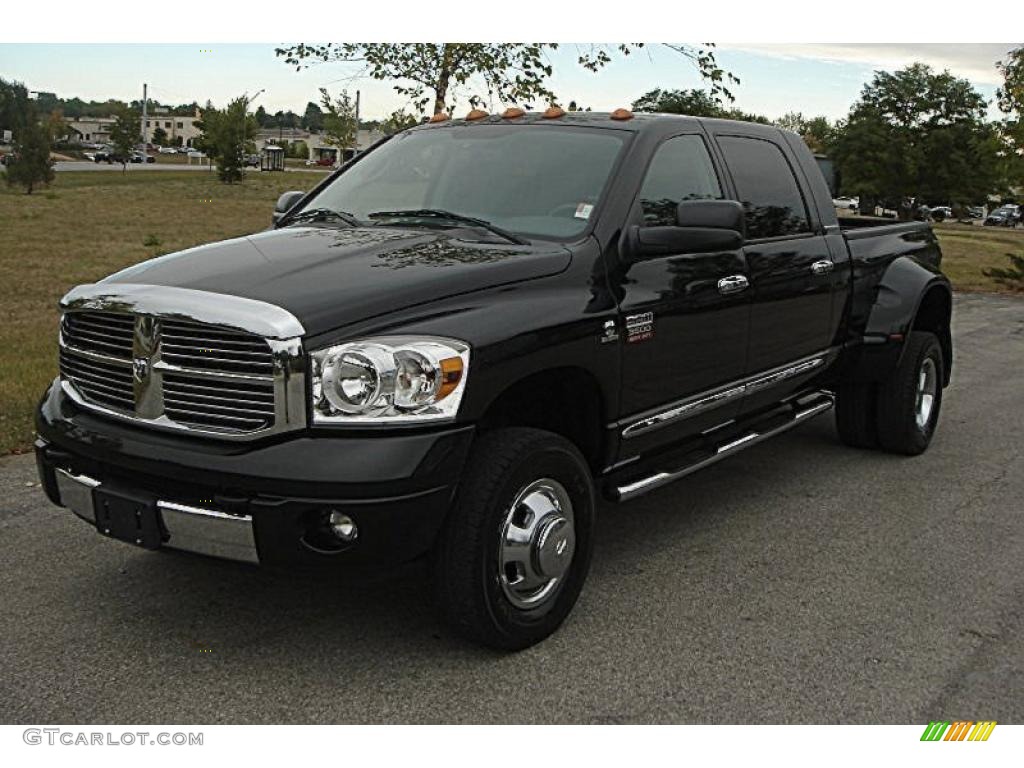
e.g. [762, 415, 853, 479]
[296, 124, 629, 240]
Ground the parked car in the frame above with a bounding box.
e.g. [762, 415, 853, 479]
[130, 152, 156, 164]
[158, 146, 178, 154]
[92, 147, 113, 163]
[242, 153, 260, 168]
[984, 207, 1018, 226]
[929, 206, 952, 221]
[36, 112, 953, 651]
[832, 196, 858, 210]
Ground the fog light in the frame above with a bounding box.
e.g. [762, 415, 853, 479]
[328, 511, 358, 542]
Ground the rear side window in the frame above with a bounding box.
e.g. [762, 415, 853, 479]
[637, 135, 722, 227]
[717, 135, 811, 239]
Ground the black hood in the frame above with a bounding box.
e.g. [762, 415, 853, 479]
[103, 225, 571, 336]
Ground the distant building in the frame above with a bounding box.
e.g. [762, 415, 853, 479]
[253, 127, 384, 165]
[145, 108, 202, 148]
[67, 117, 116, 145]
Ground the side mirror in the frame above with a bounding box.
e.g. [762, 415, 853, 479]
[273, 190, 306, 225]
[623, 200, 746, 262]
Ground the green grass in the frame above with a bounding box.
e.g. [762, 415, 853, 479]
[0, 170, 326, 455]
[1, 172, 1021, 455]
[932, 222, 1024, 293]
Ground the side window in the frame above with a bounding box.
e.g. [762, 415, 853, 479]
[637, 135, 722, 227]
[717, 136, 811, 239]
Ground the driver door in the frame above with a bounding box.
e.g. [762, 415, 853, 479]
[613, 133, 751, 460]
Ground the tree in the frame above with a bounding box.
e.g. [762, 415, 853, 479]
[0, 78, 33, 139]
[5, 119, 54, 194]
[773, 112, 835, 153]
[195, 96, 258, 183]
[302, 101, 324, 131]
[319, 88, 358, 153]
[997, 46, 1024, 116]
[631, 87, 769, 123]
[151, 126, 168, 146]
[996, 46, 1024, 189]
[379, 109, 418, 135]
[831, 63, 999, 217]
[277, 43, 737, 116]
[109, 107, 140, 172]
[45, 109, 69, 144]
[254, 105, 269, 127]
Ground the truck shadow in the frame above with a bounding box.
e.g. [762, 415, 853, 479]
[64, 415, 848, 689]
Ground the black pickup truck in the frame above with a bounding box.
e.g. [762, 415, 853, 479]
[35, 110, 952, 650]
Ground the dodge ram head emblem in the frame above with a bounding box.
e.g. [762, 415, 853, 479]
[132, 357, 150, 382]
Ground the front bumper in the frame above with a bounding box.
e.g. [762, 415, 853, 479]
[35, 379, 475, 567]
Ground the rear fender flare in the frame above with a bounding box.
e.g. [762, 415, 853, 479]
[859, 256, 952, 385]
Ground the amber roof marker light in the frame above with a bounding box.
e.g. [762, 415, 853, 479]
[610, 108, 634, 121]
[542, 105, 566, 119]
[428, 112, 450, 123]
[501, 107, 526, 119]
[465, 108, 488, 121]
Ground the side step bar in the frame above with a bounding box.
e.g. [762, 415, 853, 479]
[613, 392, 835, 502]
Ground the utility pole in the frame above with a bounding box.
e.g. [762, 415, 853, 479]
[141, 83, 148, 153]
[355, 89, 361, 155]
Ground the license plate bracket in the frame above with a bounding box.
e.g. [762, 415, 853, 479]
[93, 487, 164, 550]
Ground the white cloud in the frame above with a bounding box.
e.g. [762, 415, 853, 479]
[721, 43, 1018, 85]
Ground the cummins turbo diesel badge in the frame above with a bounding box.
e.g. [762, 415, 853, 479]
[625, 312, 654, 343]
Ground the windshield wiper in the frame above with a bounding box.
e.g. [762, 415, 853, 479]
[367, 208, 528, 245]
[284, 207, 361, 227]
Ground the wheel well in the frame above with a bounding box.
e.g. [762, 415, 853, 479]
[912, 286, 952, 385]
[479, 367, 606, 471]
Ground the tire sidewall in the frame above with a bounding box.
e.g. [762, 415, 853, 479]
[905, 335, 944, 452]
[479, 442, 594, 644]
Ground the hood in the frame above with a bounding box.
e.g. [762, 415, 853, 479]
[103, 225, 571, 336]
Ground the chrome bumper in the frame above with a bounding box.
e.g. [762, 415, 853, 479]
[54, 468, 258, 564]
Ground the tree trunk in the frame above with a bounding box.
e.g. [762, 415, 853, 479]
[433, 45, 453, 115]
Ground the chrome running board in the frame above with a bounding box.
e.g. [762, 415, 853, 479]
[614, 392, 834, 502]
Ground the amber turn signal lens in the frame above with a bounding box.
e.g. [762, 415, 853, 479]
[429, 112, 450, 123]
[437, 357, 464, 399]
[543, 105, 566, 119]
[501, 107, 526, 119]
[610, 108, 634, 121]
[465, 108, 488, 121]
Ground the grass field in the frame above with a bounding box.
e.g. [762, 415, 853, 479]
[0, 170, 325, 454]
[933, 222, 1024, 293]
[1, 172, 1022, 455]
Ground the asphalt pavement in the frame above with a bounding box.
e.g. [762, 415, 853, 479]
[1, 293, 1021, 724]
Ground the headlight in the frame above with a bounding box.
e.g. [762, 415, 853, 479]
[310, 336, 470, 424]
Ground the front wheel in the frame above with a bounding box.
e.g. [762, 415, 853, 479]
[432, 428, 595, 651]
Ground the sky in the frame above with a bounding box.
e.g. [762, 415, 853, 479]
[0, 43, 1016, 122]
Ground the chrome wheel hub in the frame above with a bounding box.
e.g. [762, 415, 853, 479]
[498, 478, 576, 610]
[915, 357, 938, 430]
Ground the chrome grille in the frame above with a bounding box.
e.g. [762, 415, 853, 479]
[62, 312, 134, 360]
[59, 347, 134, 411]
[160, 319, 275, 375]
[163, 373, 275, 431]
[58, 306, 303, 438]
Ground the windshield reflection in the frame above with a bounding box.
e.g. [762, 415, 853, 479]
[298, 124, 627, 241]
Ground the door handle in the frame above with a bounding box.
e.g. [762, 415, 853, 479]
[810, 260, 834, 275]
[717, 275, 749, 295]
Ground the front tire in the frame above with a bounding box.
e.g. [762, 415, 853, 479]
[432, 428, 595, 651]
[875, 331, 944, 455]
